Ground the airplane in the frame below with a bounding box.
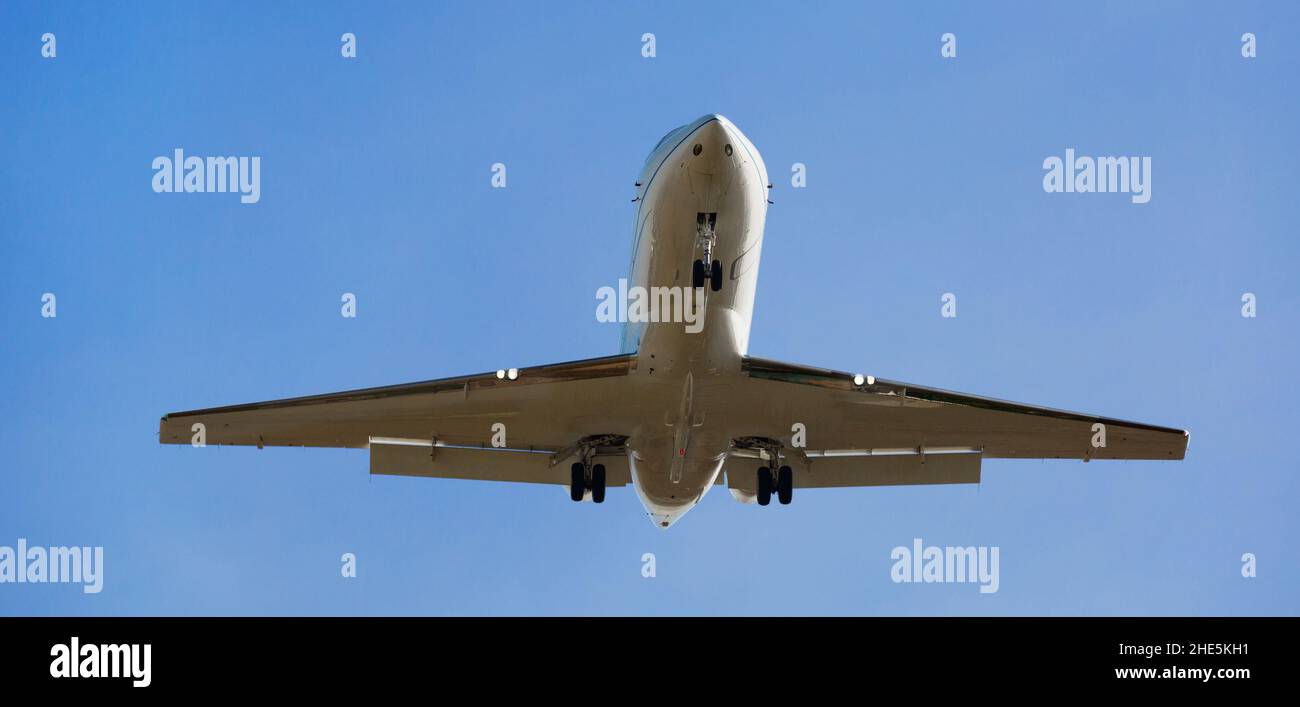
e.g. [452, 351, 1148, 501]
[159, 114, 1188, 529]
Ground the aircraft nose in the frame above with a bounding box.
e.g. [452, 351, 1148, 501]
[699, 117, 728, 141]
[684, 118, 736, 175]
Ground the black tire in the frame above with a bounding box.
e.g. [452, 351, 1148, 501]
[756, 466, 772, 506]
[692, 259, 706, 289]
[710, 260, 723, 292]
[570, 462, 586, 502]
[591, 464, 606, 504]
[777, 465, 793, 505]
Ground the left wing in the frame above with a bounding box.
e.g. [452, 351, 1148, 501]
[733, 355, 1188, 461]
[723, 355, 1187, 492]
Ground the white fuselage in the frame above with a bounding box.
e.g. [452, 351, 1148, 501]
[620, 115, 770, 528]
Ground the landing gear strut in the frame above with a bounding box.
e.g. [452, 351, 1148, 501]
[777, 465, 793, 505]
[693, 213, 723, 292]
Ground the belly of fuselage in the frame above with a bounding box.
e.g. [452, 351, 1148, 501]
[621, 115, 769, 528]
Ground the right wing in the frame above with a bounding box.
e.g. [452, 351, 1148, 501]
[159, 353, 650, 487]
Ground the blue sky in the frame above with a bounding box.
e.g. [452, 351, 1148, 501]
[2, 1, 1296, 615]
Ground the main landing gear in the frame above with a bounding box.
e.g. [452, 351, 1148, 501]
[693, 212, 723, 292]
[756, 465, 793, 506]
[733, 436, 794, 507]
[570, 461, 607, 503]
[554, 434, 626, 504]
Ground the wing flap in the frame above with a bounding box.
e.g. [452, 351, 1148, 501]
[370, 442, 631, 487]
[727, 452, 980, 491]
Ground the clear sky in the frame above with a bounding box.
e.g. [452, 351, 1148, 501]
[2, 1, 1296, 615]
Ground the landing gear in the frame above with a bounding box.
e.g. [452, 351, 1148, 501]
[554, 434, 627, 504]
[755, 465, 793, 506]
[735, 437, 796, 507]
[590, 464, 606, 503]
[570, 462, 585, 502]
[694, 212, 723, 292]
[691, 259, 723, 292]
[756, 466, 772, 506]
[777, 465, 793, 505]
[569, 462, 607, 502]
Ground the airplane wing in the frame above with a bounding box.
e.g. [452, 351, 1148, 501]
[158, 353, 647, 487]
[724, 356, 1188, 492]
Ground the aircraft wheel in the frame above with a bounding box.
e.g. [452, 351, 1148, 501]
[756, 466, 772, 506]
[570, 462, 586, 502]
[710, 260, 723, 291]
[777, 465, 793, 505]
[692, 260, 706, 289]
[591, 464, 607, 504]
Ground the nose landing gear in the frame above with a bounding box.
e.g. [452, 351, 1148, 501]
[692, 259, 723, 292]
[693, 212, 723, 292]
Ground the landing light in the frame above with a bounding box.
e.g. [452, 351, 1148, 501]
[507, 368, 519, 380]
